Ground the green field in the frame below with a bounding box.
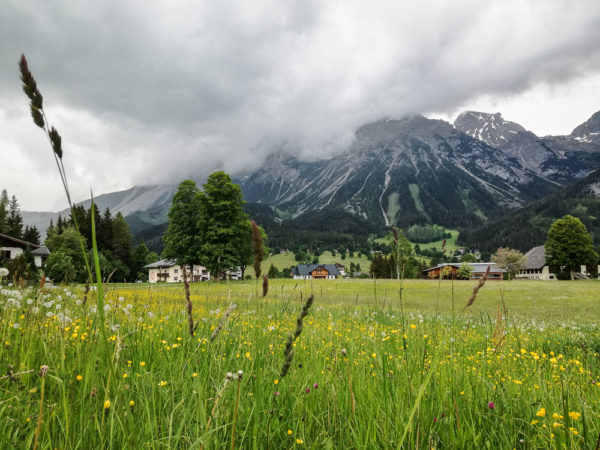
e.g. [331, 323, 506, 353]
[260, 250, 371, 274]
[1, 278, 599, 448]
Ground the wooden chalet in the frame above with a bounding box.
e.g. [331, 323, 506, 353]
[291, 264, 340, 280]
[422, 262, 505, 280]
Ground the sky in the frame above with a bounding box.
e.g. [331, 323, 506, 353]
[1, 0, 600, 211]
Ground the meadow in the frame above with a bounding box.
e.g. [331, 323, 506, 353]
[1, 278, 599, 449]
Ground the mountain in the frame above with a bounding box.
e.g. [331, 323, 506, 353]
[241, 115, 558, 229]
[458, 167, 600, 252]
[454, 111, 600, 182]
[23, 185, 177, 238]
[21, 110, 600, 252]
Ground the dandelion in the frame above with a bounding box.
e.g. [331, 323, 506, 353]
[129, 400, 135, 407]
[287, 430, 292, 435]
[140, 361, 146, 367]
[274, 379, 279, 385]
[103, 400, 111, 409]
[76, 375, 82, 381]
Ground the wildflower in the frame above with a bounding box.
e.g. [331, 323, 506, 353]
[569, 411, 581, 420]
[305, 387, 310, 394]
[552, 413, 560, 420]
[158, 381, 167, 387]
[103, 400, 111, 409]
[287, 430, 292, 435]
[192, 373, 198, 378]
[123, 373, 128, 379]
[296, 438, 304, 444]
[76, 375, 83, 381]
[552, 422, 563, 428]
[536, 407, 546, 417]
[531, 420, 539, 425]
[487, 402, 495, 409]
[313, 382, 318, 389]
[274, 391, 280, 396]
[569, 427, 579, 435]
[129, 400, 135, 407]
[140, 361, 146, 367]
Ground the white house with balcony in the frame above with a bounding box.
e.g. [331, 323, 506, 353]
[144, 259, 210, 283]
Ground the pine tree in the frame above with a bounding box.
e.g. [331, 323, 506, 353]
[23, 225, 41, 245]
[110, 212, 134, 281]
[0, 189, 8, 234]
[6, 195, 23, 239]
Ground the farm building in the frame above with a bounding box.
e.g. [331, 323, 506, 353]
[516, 245, 556, 280]
[422, 262, 505, 280]
[0, 232, 50, 268]
[517, 245, 598, 280]
[144, 260, 210, 283]
[291, 264, 340, 280]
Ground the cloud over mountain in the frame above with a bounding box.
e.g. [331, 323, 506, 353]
[1, 0, 600, 209]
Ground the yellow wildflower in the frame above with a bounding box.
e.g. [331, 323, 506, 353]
[536, 407, 546, 417]
[103, 400, 111, 409]
[569, 411, 581, 420]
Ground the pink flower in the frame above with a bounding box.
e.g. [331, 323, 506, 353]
[488, 402, 495, 409]
[313, 383, 318, 389]
[305, 387, 310, 394]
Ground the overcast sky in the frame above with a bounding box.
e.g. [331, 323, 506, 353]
[2, 0, 600, 211]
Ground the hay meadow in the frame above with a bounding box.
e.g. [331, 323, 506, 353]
[1, 278, 599, 448]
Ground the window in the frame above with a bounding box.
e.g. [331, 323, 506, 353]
[174, 276, 178, 281]
[174, 269, 179, 274]
[0, 250, 10, 260]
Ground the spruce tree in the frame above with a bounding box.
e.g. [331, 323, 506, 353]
[6, 195, 23, 239]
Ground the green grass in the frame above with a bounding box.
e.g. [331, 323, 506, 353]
[1, 278, 599, 448]
[260, 250, 371, 274]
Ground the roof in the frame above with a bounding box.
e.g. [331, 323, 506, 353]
[422, 262, 505, 273]
[0, 232, 42, 249]
[144, 259, 177, 269]
[524, 245, 547, 270]
[292, 264, 340, 276]
[31, 246, 50, 256]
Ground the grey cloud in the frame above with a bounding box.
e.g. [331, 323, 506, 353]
[1, 0, 600, 210]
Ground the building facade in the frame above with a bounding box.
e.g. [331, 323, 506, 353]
[145, 260, 210, 283]
[291, 264, 340, 280]
[0, 233, 50, 268]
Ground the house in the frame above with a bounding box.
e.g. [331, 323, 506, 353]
[515, 245, 556, 280]
[0, 233, 50, 268]
[144, 259, 210, 283]
[334, 263, 346, 276]
[422, 262, 505, 280]
[291, 264, 340, 280]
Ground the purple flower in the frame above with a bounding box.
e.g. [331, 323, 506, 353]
[488, 401, 495, 409]
[305, 387, 310, 394]
[274, 391, 280, 396]
[313, 383, 318, 389]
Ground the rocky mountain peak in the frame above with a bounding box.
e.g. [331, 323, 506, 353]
[570, 111, 600, 143]
[454, 111, 527, 148]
